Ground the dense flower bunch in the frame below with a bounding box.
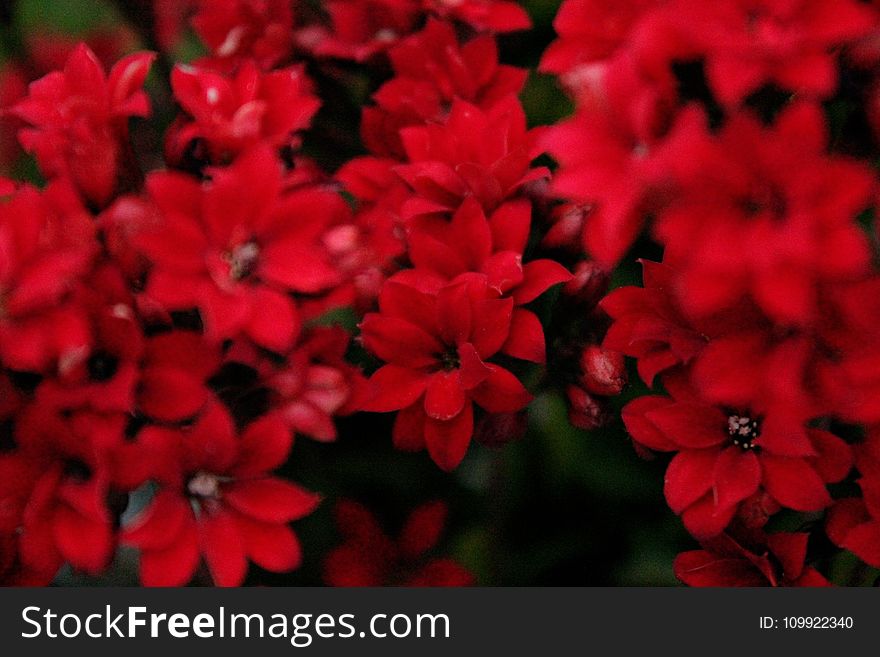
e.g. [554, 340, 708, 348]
[542, 0, 880, 585]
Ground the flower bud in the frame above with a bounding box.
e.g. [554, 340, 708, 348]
[563, 260, 610, 306]
[578, 345, 626, 396]
[566, 385, 610, 431]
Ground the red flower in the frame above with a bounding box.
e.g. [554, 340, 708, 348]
[324, 499, 474, 586]
[407, 197, 571, 363]
[395, 96, 548, 222]
[360, 273, 532, 470]
[11, 44, 155, 207]
[826, 477, 880, 568]
[10, 405, 140, 579]
[657, 103, 875, 325]
[123, 403, 319, 586]
[192, 0, 294, 71]
[600, 260, 709, 386]
[361, 19, 527, 158]
[0, 182, 96, 373]
[676, 0, 876, 105]
[623, 373, 851, 538]
[166, 61, 320, 166]
[136, 146, 345, 352]
[539, 54, 684, 266]
[675, 532, 830, 587]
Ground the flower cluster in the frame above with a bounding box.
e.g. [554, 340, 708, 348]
[541, 0, 880, 585]
[0, 8, 367, 586]
[344, 17, 574, 471]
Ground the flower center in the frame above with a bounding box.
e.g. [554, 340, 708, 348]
[439, 347, 460, 372]
[224, 241, 260, 281]
[187, 472, 222, 499]
[727, 414, 760, 450]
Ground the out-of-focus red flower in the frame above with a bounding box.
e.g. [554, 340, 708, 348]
[676, 0, 876, 106]
[135, 146, 345, 352]
[192, 0, 294, 70]
[166, 61, 320, 166]
[11, 44, 156, 208]
[600, 260, 709, 386]
[361, 19, 527, 158]
[360, 273, 532, 471]
[539, 54, 684, 266]
[623, 373, 852, 538]
[123, 403, 319, 586]
[10, 405, 139, 579]
[657, 103, 875, 326]
[675, 532, 830, 586]
[0, 182, 96, 373]
[324, 499, 474, 586]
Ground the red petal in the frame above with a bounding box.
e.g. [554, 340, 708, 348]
[243, 286, 300, 353]
[233, 513, 303, 573]
[713, 447, 761, 510]
[199, 510, 247, 587]
[424, 371, 466, 421]
[512, 260, 572, 304]
[681, 493, 736, 539]
[665, 449, 717, 514]
[231, 414, 292, 478]
[360, 315, 442, 368]
[138, 516, 200, 587]
[139, 365, 209, 422]
[469, 365, 532, 413]
[53, 506, 113, 574]
[425, 402, 474, 471]
[224, 478, 320, 523]
[761, 456, 831, 512]
[502, 309, 546, 363]
[362, 365, 429, 413]
[646, 402, 727, 449]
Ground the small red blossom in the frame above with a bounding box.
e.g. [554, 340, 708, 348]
[324, 499, 474, 586]
[623, 373, 852, 538]
[11, 44, 155, 207]
[677, 0, 877, 105]
[657, 103, 875, 325]
[361, 19, 527, 158]
[360, 273, 532, 470]
[136, 146, 346, 352]
[167, 61, 320, 166]
[123, 403, 319, 586]
[0, 182, 96, 373]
